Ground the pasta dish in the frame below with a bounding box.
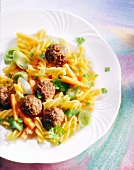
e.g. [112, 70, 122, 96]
[0, 29, 102, 145]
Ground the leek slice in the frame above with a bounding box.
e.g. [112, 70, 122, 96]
[13, 51, 30, 69]
[12, 71, 28, 83]
[78, 110, 91, 127]
[4, 47, 20, 65]
[18, 77, 32, 94]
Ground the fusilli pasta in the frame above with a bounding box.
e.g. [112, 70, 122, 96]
[43, 92, 82, 110]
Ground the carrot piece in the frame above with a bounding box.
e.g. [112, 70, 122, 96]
[30, 58, 40, 67]
[61, 76, 89, 89]
[87, 107, 94, 112]
[20, 126, 34, 140]
[11, 94, 18, 121]
[17, 107, 35, 129]
[77, 75, 82, 81]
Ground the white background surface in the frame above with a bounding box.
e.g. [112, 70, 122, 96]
[1, 0, 94, 19]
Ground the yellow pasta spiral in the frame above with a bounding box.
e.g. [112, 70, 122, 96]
[77, 89, 101, 102]
[60, 116, 78, 143]
[34, 117, 48, 143]
[35, 29, 46, 40]
[0, 75, 13, 88]
[6, 130, 21, 141]
[0, 109, 12, 119]
[43, 92, 82, 110]
[14, 83, 24, 97]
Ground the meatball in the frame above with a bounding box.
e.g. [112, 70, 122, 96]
[42, 107, 64, 131]
[34, 80, 55, 102]
[21, 95, 42, 116]
[45, 44, 68, 67]
[0, 86, 11, 109]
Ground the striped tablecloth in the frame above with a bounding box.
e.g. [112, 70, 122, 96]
[1, 0, 134, 169]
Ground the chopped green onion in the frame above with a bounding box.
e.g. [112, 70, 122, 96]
[7, 73, 12, 78]
[40, 54, 45, 59]
[66, 86, 80, 100]
[76, 37, 85, 46]
[0, 118, 4, 124]
[65, 109, 80, 117]
[8, 116, 24, 131]
[94, 74, 98, 77]
[90, 82, 94, 87]
[85, 102, 90, 106]
[29, 51, 34, 57]
[49, 126, 66, 141]
[53, 79, 70, 92]
[101, 88, 108, 94]
[57, 141, 62, 145]
[105, 67, 110, 72]
[37, 90, 43, 99]
[17, 118, 23, 123]
[34, 75, 38, 80]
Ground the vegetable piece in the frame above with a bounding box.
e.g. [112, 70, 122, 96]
[8, 116, 24, 131]
[105, 67, 110, 72]
[66, 86, 80, 100]
[4, 57, 14, 65]
[78, 110, 91, 127]
[18, 77, 32, 94]
[0, 118, 4, 124]
[29, 77, 36, 93]
[30, 58, 40, 66]
[65, 109, 80, 117]
[11, 94, 18, 121]
[12, 71, 28, 83]
[53, 79, 70, 92]
[61, 76, 89, 89]
[36, 90, 43, 99]
[17, 107, 35, 129]
[90, 82, 94, 87]
[29, 51, 34, 57]
[75, 37, 85, 46]
[20, 126, 34, 140]
[85, 102, 90, 106]
[7, 73, 12, 78]
[49, 126, 66, 141]
[4, 47, 20, 65]
[101, 88, 108, 94]
[40, 54, 45, 59]
[77, 75, 82, 81]
[34, 75, 38, 80]
[13, 51, 30, 69]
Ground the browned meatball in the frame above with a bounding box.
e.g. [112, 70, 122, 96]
[34, 80, 55, 102]
[0, 86, 11, 109]
[42, 107, 64, 131]
[45, 44, 68, 67]
[21, 95, 42, 116]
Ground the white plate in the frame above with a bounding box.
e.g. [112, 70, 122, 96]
[0, 10, 121, 163]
